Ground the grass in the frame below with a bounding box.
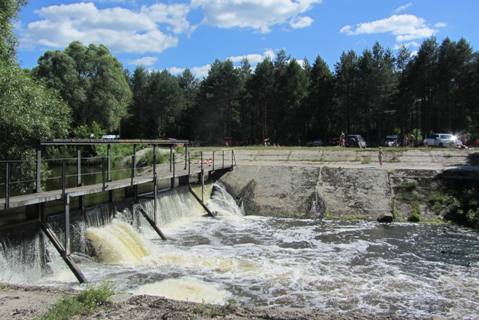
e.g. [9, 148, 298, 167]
[189, 299, 239, 319]
[39, 283, 114, 320]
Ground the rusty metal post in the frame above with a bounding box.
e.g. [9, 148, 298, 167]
[171, 153, 175, 189]
[107, 144, 112, 182]
[131, 144, 136, 186]
[153, 145, 158, 224]
[184, 144, 188, 170]
[4, 162, 9, 209]
[101, 157, 106, 191]
[64, 193, 71, 256]
[77, 149, 82, 187]
[36, 149, 42, 193]
[61, 160, 66, 196]
[169, 145, 173, 172]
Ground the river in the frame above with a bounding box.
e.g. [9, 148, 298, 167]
[1, 184, 478, 319]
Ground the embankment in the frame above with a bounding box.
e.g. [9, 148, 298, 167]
[220, 148, 479, 222]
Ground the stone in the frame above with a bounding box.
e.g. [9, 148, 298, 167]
[377, 212, 394, 223]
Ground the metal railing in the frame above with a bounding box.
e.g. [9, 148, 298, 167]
[1, 148, 236, 210]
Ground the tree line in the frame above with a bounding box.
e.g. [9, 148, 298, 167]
[2, 0, 479, 159]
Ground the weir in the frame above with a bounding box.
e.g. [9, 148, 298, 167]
[0, 139, 236, 283]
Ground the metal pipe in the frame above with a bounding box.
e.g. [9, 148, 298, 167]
[188, 152, 191, 176]
[184, 144, 188, 170]
[131, 144, 136, 186]
[153, 145, 158, 224]
[77, 149, 82, 187]
[36, 149, 42, 193]
[231, 150, 234, 167]
[102, 157, 106, 191]
[169, 145, 172, 172]
[212, 151, 215, 171]
[64, 193, 71, 256]
[61, 160, 66, 196]
[4, 163, 9, 209]
[107, 144, 112, 182]
[171, 153, 176, 189]
[222, 150, 225, 168]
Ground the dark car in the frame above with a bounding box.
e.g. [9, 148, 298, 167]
[306, 139, 325, 147]
[384, 135, 400, 147]
[346, 135, 367, 148]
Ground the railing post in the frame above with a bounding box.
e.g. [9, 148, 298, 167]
[169, 145, 173, 172]
[102, 157, 106, 191]
[212, 151, 215, 171]
[200, 151, 203, 173]
[64, 193, 71, 256]
[152, 145, 158, 225]
[231, 150, 234, 167]
[61, 160, 66, 196]
[171, 153, 176, 189]
[36, 149, 42, 193]
[222, 150, 225, 169]
[184, 144, 188, 170]
[77, 149, 82, 187]
[200, 152, 204, 202]
[131, 144, 136, 186]
[4, 162, 9, 209]
[107, 144, 112, 182]
[188, 152, 191, 176]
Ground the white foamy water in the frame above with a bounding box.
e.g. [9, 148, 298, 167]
[1, 183, 479, 318]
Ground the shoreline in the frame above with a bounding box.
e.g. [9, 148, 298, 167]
[0, 283, 420, 320]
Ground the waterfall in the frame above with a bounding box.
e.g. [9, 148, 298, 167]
[85, 219, 150, 264]
[207, 183, 244, 217]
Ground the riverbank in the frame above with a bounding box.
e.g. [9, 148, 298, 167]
[0, 284, 421, 320]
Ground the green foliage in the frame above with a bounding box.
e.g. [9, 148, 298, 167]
[40, 283, 114, 320]
[408, 203, 421, 222]
[33, 41, 132, 132]
[0, 0, 26, 62]
[0, 61, 70, 160]
[136, 149, 169, 167]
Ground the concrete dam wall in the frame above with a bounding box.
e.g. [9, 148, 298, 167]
[219, 149, 479, 222]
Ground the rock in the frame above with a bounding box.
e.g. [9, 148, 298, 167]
[377, 212, 393, 223]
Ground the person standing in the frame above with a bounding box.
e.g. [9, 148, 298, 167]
[340, 132, 345, 147]
[378, 147, 384, 167]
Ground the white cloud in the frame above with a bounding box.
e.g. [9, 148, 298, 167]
[394, 41, 419, 50]
[340, 14, 437, 42]
[394, 2, 412, 13]
[435, 22, 447, 28]
[191, 0, 321, 33]
[168, 49, 277, 79]
[129, 56, 158, 66]
[20, 2, 192, 54]
[228, 49, 276, 64]
[289, 16, 314, 29]
[168, 64, 211, 78]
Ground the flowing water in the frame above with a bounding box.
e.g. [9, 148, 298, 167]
[1, 183, 479, 318]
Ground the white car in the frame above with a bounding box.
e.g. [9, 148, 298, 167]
[423, 133, 459, 147]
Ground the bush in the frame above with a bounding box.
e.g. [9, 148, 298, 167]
[408, 203, 421, 222]
[41, 283, 114, 320]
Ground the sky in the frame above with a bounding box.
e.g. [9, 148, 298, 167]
[15, 0, 479, 78]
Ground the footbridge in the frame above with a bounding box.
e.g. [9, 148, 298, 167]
[0, 139, 236, 283]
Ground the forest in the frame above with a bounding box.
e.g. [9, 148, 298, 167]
[2, 0, 479, 161]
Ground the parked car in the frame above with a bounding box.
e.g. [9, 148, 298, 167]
[423, 133, 459, 147]
[346, 135, 367, 148]
[306, 139, 325, 147]
[384, 135, 400, 147]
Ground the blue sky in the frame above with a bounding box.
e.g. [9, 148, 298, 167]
[15, 0, 479, 77]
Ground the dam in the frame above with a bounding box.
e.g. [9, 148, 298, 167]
[1, 146, 479, 318]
